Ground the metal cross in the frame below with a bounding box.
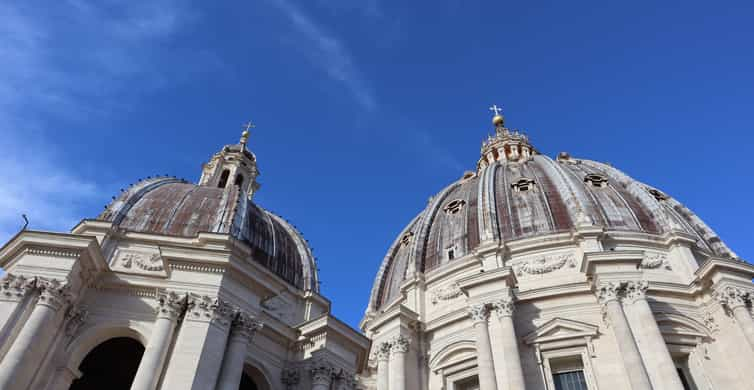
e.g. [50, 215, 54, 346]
[489, 104, 503, 116]
[242, 121, 256, 133]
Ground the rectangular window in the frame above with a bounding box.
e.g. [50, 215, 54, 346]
[553, 370, 588, 390]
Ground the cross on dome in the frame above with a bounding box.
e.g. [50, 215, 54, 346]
[489, 104, 503, 116]
[240, 120, 255, 147]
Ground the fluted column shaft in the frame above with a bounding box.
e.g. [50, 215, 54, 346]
[598, 282, 652, 390]
[492, 298, 525, 390]
[715, 286, 754, 351]
[389, 336, 409, 390]
[468, 304, 498, 390]
[0, 278, 69, 390]
[376, 343, 391, 390]
[130, 292, 186, 390]
[216, 313, 263, 390]
[624, 281, 684, 390]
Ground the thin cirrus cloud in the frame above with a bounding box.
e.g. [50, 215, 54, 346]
[0, 1, 200, 243]
[268, 0, 378, 112]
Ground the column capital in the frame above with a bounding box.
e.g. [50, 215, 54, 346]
[310, 359, 334, 386]
[0, 273, 36, 302]
[36, 277, 71, 311]
[375, 341, 391, 361]
[491, 296, 515, 318]
[467, 302, 489, 324]
[623, 280, 649, 304]
[390, 335, 410, 354]
[186, 294, 235, 327]
[596, 281, 623, 305]
[714, 285, 751, 310]
[230, 311, 263, 342]
[155, 290, 187, 321]
[281, 367, 300, 389]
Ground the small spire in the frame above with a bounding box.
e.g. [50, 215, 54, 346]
[240, 121, 255, 147]
[489, 104, 504, 127]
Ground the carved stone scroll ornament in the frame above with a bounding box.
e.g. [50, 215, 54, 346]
[281, 367, 300, 389]
[641, 253, 671, 270]
[310, 359, 334, 386]
[390, 335, 410, 354]
[155, 291, 187, 321]
[0, 274, 36, 301]
[514, 253, 576, 276]
[713, 285, 751, 311]
[467, 303, 489, 324]
[186, 295, 235, 327]
[429, 283, 463, 305]
[491, 297, 515, 318]
[36, 277, 71, 311]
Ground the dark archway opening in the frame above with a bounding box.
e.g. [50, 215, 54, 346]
[239, 372, 259, 390]
[69, 337, 144, 390]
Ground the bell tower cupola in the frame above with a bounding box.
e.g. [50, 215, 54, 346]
[199, 121, 261, 198]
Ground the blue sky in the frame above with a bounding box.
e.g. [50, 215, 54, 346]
[1, 1, 752, 328]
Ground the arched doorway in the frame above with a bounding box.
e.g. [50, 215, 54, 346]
[239, 365, 270, 390]
[239, 372, 259, 390]
[69, 337, 144, 390]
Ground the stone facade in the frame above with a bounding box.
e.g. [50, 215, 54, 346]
[0, 110, 751, 390]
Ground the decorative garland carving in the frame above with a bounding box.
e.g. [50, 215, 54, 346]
[429, 283, 463, 305]
[641, 253, 671, 270]
[120, 252, 164, 271]
[514, 253, 575, 276]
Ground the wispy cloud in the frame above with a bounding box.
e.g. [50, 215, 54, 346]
[269, 0, 377, 111]
[0, 1, 200, 243]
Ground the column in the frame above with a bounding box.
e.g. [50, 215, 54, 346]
[0, 274, 36, 346]
[491, 297, 526, 390]
[597, 282, 652, 390]
[714, 285, 754, 351]
[468, 304, 498, 390]
[160, 294, 236, 389]
[389, 336, 409, 390]
[0, 277, 70, 390]
[624, 281, 685, 390]
[376, 342, 391, 390]
[310, 359, 334, 390]
[216, 312, 263, 390]
[281, 368, 301, 390]
[130, 291, 186, 390]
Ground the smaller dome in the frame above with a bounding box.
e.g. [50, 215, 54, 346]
[99, 177, 317, 291]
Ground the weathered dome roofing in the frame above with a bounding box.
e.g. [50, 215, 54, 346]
[369, 130, 736, 311]
[99, 177, 317, 291]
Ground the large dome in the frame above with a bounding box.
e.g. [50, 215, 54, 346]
[98, 138, 318, 292]
[368, 115, 735, 310]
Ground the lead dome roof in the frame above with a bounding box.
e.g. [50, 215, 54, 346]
[98, 138, 317, 292]
[368, 113, 736, 310]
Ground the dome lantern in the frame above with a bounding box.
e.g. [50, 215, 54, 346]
[198, 122, 261, 199]
[477, 105, 535, 170]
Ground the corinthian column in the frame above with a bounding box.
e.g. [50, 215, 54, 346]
[623, 281, 684, 390]
[0, 277, 69, 390]
[597, 282, 652, 390]
[389, 336, 409, 390]
[375, 342, 391, 390]
[216, 312, 263, 390]
[130, 291, 186, 390]
[491, 297, 526, 390]
[714, 285, 754, 351]
[310, 359, 334, 390]
[0, 274, 36, 345]
[468, 303, 498, 390]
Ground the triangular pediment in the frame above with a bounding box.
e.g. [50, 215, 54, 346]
[524, 317, 599, 345]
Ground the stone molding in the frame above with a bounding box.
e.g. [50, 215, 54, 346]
[713, 285, 752, 311]
[491, 296, 515, 318]
[23, 247, 81, 259]
[0, 273, 36, 301]
[310, 358, 334, 385]
[389, 335, 410, 354]
[230, 311, 264, 342]
[155, 291, 187, 321]
[467, 303, 489, 324]
[514, 253, 576, 276]
[36, 277, 71, 311]
[186, 295, 234, 327]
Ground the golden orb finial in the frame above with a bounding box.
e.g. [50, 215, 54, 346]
[489, 104, 504, 127]
[240, 121, 255, 147]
